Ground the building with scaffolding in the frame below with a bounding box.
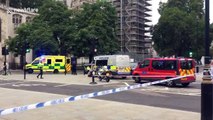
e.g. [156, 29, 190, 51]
[112, 0, 152, 56]
[69, 0, 152, 60]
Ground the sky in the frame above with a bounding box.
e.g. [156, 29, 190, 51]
[151, 0, 213, 25]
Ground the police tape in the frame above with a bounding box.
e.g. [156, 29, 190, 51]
[0, 75, 192, 116]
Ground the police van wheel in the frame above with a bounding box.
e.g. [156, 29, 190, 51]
[53, 69, 59, 74]
[27, 69, 33, 74]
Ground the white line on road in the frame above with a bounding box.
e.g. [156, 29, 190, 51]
[123, 82, 130, 86]
[12, 83, 46, 87]
[54, 84, 73, 87]
[0, 81, 26, 86]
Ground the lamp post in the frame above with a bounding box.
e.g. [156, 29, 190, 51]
[201, 0, 212, 120]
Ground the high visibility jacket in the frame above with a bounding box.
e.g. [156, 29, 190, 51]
[38, 63, 44, 69]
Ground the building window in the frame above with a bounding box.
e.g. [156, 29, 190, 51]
[26, 16, 32, 23]
[12, 14, 22, 29]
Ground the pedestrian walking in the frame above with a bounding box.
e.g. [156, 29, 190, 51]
[6, 62, 11, 75]
[37, 61, 44, 79]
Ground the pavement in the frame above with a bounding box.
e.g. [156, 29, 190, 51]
[0, 71, 202, 120]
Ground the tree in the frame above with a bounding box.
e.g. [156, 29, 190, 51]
[7, 0, 72, 58]
[68, 1, 119, 60]
[0, 0, 43, 8]
[210, 23, 213, 55]
[152, 0, 207, 59]
[7, 0, 118, 62]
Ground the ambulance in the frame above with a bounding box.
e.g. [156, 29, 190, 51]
[25, 55, 71, 74]
[89, 55, 132, 78]
[132, 57, 196, 87]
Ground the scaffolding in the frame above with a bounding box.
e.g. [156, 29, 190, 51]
[70, 0, 152, 58]
[112, 0, 152, 56]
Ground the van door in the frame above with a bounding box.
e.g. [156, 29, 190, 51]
[134, 60, 151, 78]
[150, 60, 177, 80]
[46, 59, 52, 72]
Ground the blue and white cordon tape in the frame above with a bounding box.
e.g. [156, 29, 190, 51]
[0, 75, 192, 116]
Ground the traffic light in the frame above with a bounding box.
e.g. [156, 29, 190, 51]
[189, 52, 193, 57]
[2, 47, 9, 55]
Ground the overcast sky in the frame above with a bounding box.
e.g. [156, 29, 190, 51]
[151, 0, 213, 25]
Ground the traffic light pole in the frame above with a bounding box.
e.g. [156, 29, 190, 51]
[4, 45, 7, 75]
[24, 40, 27, 79]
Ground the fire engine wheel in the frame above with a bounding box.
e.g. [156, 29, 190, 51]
[134, 76, 141, 83]
[53, 69, 59, 74]
[27, 69, 33, 74]
[166, 80, 176, 87]
[182, 83, 190, 87]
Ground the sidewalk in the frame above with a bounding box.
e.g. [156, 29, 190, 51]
[0, 72, 200, 120]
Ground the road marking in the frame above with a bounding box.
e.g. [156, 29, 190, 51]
[123, 82, 130, 86]
[54, 84, 73, 87]
[12, 83, 46, 87]
[0, 81, 26, 86]
[141, 87, 201, 96]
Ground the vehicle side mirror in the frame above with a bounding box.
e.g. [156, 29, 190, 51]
[139, 64, 144, 68]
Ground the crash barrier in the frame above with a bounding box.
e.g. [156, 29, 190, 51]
[0, 75, 192, 116]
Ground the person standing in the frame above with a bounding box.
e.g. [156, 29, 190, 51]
[37, 61, 44, 79]
[210, 60, 213, 80]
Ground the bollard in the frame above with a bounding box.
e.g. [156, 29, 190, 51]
[90, 71, 97, 84]
[201, 67, 213, 120]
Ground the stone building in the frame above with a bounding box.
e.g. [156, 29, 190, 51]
[0, 4, 37, 69]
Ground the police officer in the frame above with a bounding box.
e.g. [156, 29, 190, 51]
[37, 61, 44, 79]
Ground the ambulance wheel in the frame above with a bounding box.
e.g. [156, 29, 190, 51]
[182, 83, 190, 87]
[53, 69, 59, 74]
[27, 69, 33, 74]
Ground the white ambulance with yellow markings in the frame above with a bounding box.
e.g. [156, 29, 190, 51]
[90, 55, 132, 78]
[25, 55, 71, 74]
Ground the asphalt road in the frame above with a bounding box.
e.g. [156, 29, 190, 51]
[0, 77, 201, 113]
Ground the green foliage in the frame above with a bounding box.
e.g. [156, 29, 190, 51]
[7, 0, 118, 58]
[7, 0, 71, 57]
[65, 1, 119, 57]
[152, 0, 206, 59]
[13, 0, 42, 8]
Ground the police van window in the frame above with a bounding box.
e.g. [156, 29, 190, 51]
[139, 60, 150, 68]
[96, 60, 108, 66]
[47, 59, 51, 64]
[55, 59, 63, 62]
[32, 60, 39, 65]
[152, 60, 177, 70]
